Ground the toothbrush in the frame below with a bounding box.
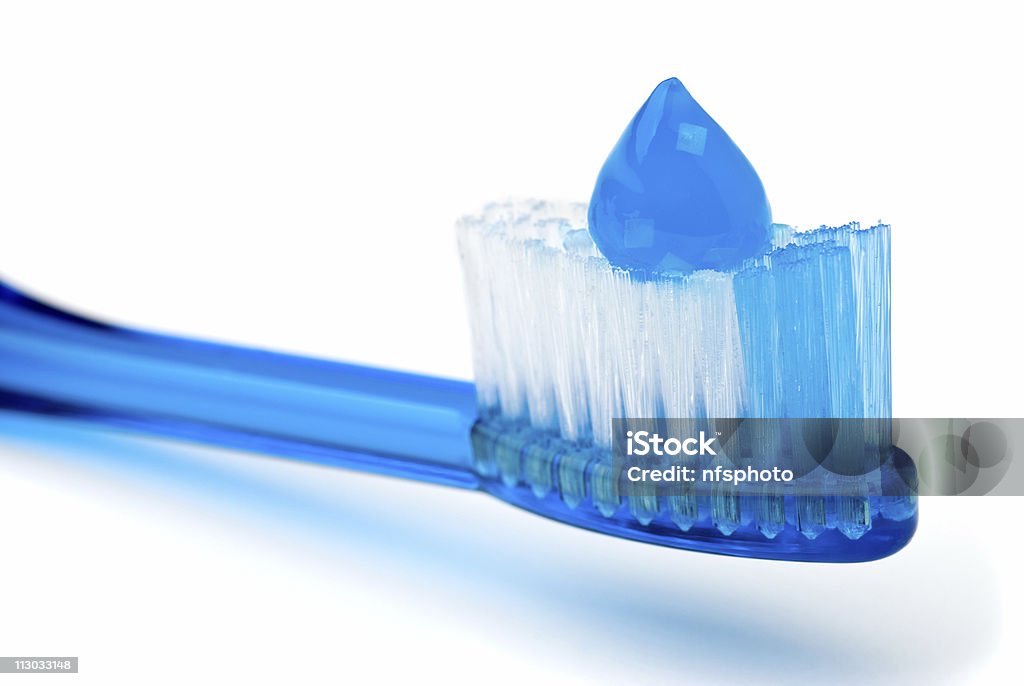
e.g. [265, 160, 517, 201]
[0, 78, 917, 562]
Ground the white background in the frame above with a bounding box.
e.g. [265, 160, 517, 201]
[1, 1, 1022, 683]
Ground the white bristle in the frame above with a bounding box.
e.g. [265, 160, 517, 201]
[457, 200, 743, 447]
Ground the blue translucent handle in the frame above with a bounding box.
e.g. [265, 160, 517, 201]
[0, 280, 480, 489]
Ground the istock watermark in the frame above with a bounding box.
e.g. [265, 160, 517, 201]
[611, 418, 1024, 497]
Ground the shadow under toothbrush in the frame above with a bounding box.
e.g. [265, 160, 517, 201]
[0, 410, 999, 683]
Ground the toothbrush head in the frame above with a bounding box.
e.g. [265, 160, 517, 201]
[457, 200, 916, 562]
[470, 418, 917, 562]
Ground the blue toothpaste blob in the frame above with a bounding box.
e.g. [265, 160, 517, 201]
[589, 78, 772, 273]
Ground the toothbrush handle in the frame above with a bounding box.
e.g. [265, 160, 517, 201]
[0, 281, 481, 488]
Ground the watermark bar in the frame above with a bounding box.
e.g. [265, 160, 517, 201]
[0, 657, 78, 673]
[611, 418, 1024, 497]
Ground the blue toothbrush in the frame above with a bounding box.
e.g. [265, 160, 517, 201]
[0, 78, 917, 562]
